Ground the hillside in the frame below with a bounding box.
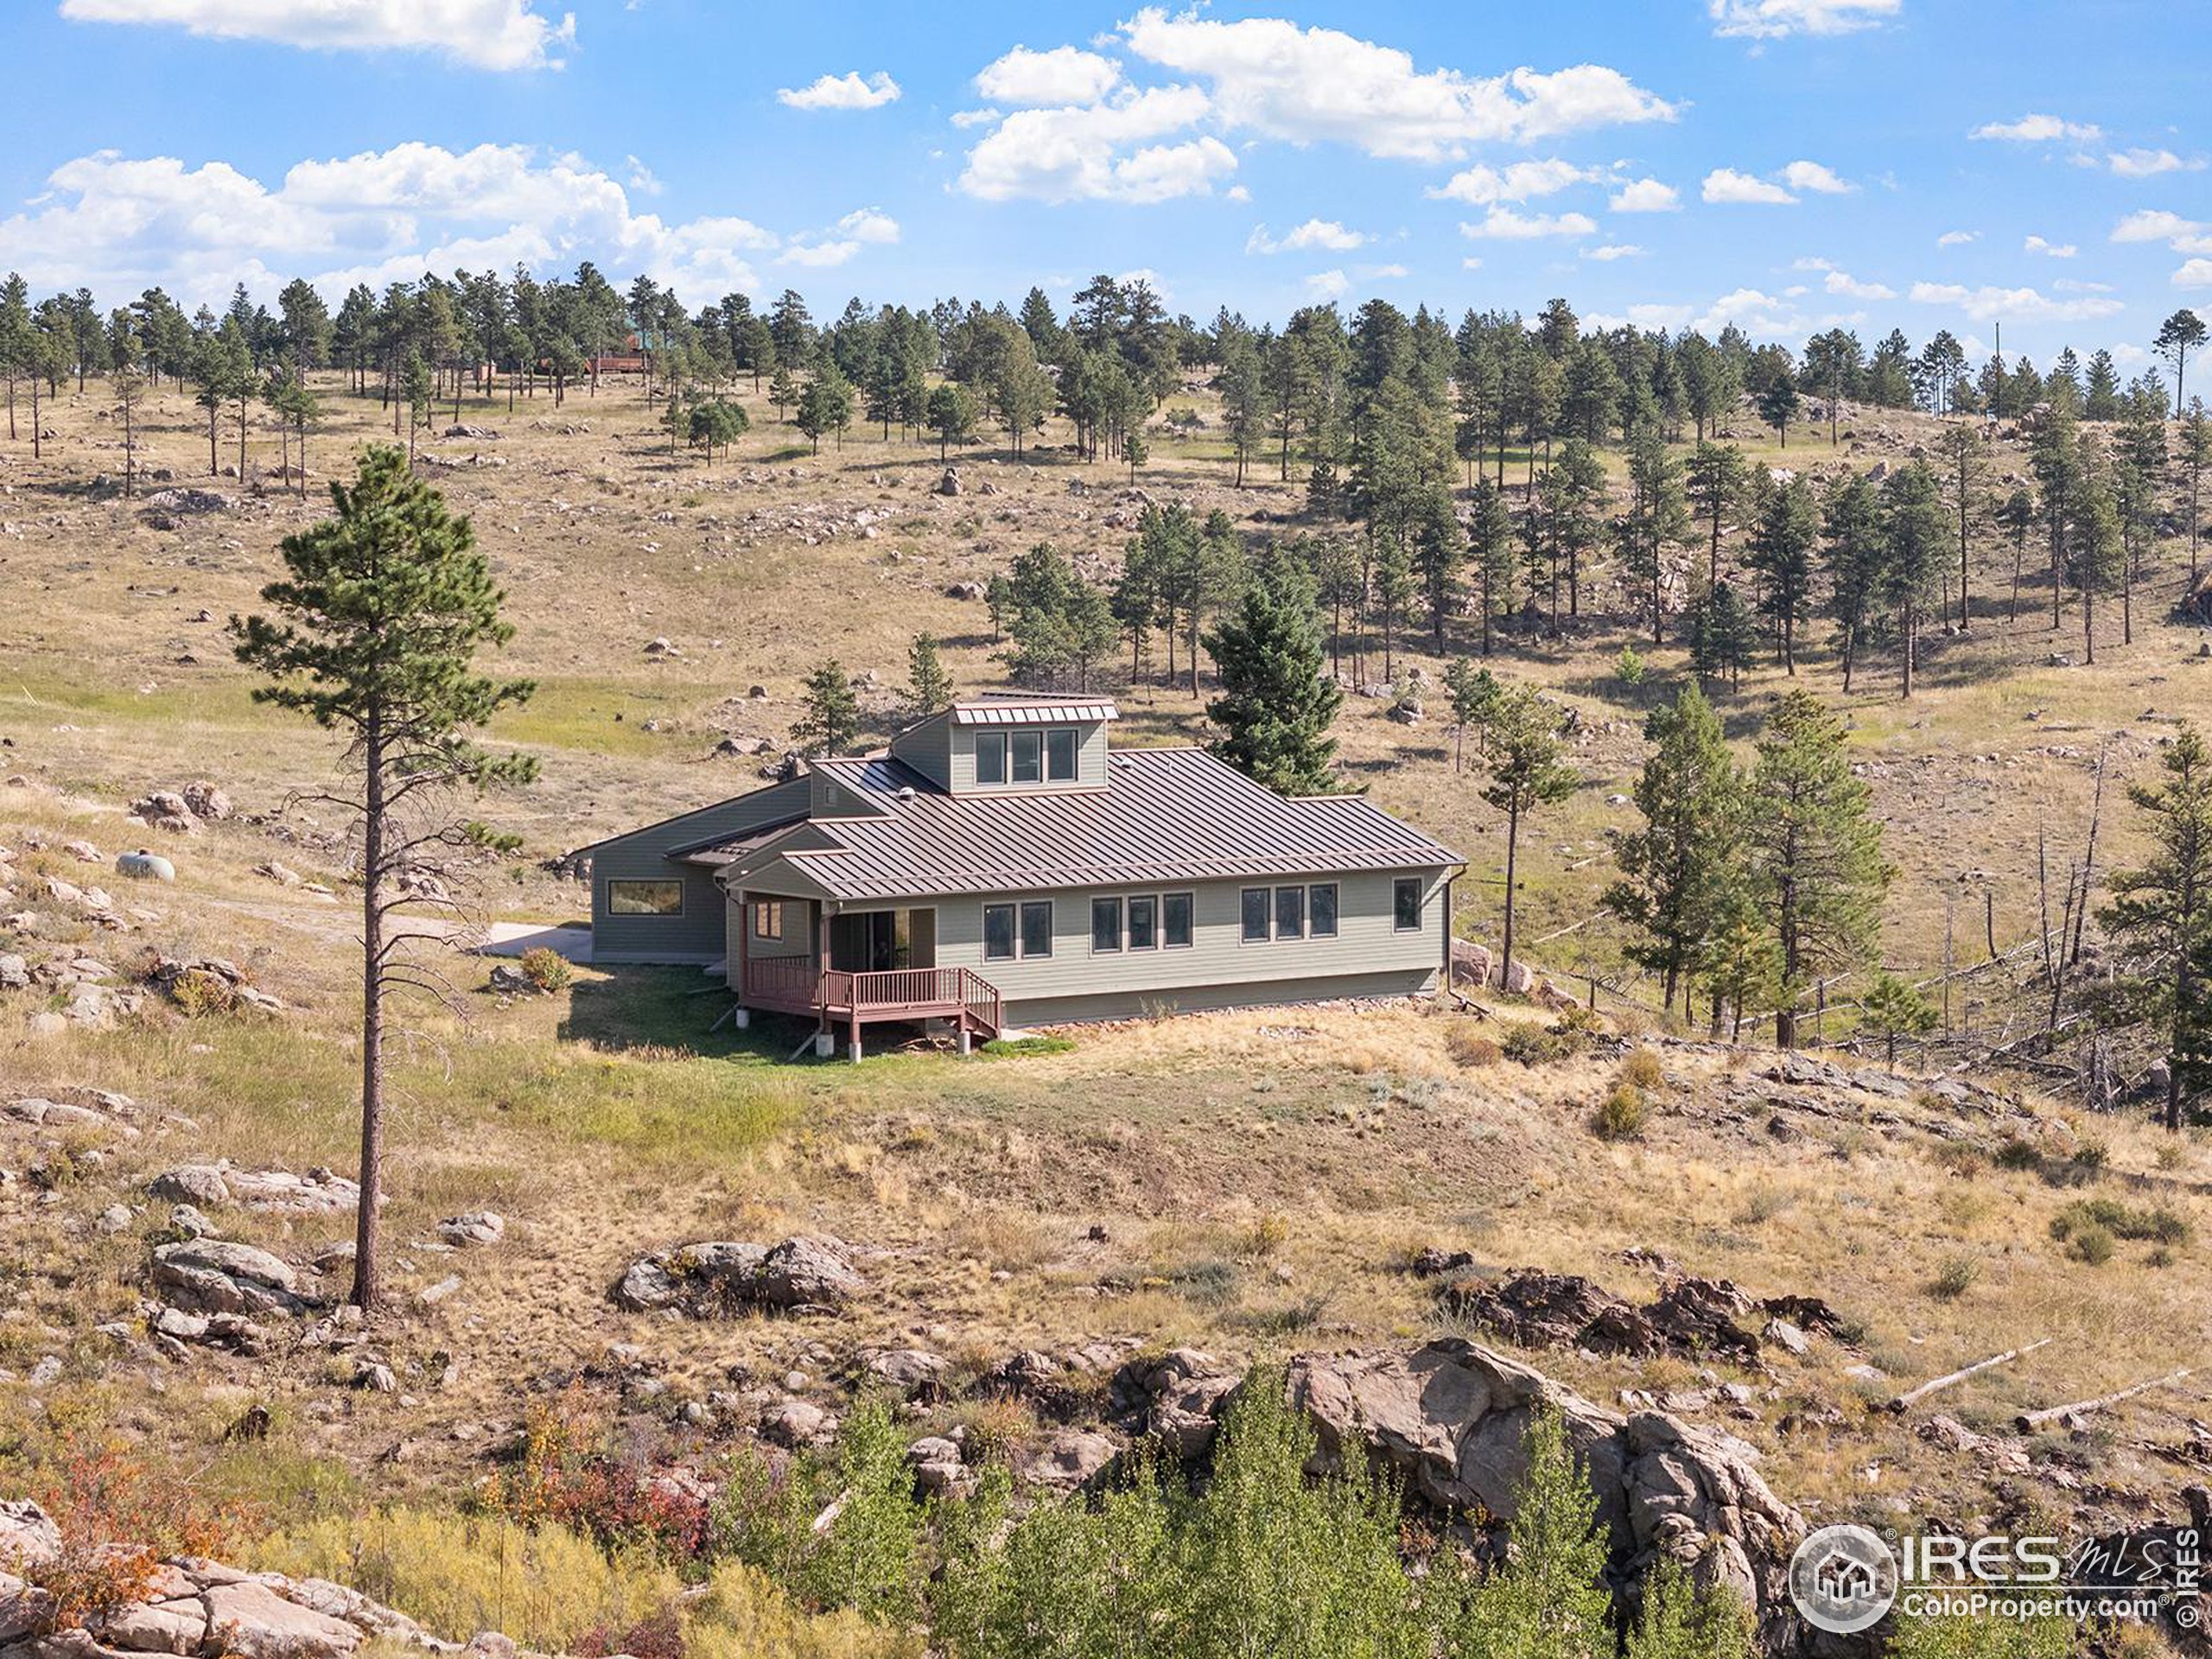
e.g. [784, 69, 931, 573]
[3, 370, 2211, 1654]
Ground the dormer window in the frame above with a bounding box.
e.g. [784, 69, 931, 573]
[976, 731, 1007, 785]
[1046, 728, 1078, 781]
[1012, 729, 1044, 783]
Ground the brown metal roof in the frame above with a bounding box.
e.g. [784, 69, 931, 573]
[706, 746, 1460, 901]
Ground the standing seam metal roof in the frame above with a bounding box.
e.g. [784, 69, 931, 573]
[706, 746, 1462, 901]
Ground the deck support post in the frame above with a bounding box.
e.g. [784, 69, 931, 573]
[733, 1007, 750, 1030]
[813, 1032, 833, 1058]
[848, 1009, 861, 1063]
[957, 1020, 972, 1057]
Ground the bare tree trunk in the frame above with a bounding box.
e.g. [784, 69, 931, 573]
[353, 715, 386, 1310]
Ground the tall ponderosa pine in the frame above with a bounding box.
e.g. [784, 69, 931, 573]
[1481, 683, 1580, 995]
[1205, 555, 1344, 795]
[1746, 690, 1891, 1047]
[906, 632, 953, 715]
[2101, 724, 2212, 1132]
[232, 447, 535, 1308]
[1605, 683, 1746, 1014]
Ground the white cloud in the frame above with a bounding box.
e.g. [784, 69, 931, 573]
[2051, 277, 2113, 294]
[974, 44, 1122, 106]
[624, 155, 663, 196]
[1707, 0, 1899, 39]
[0, 142, 798, 302]
[2106, 148, 2204, 180]
[1247, 218, 1368, 253]
[835, 207, 900, 244]
[2023, 234, 2076, 257]
[1702, 168, 1796, 205]
[58, 0, 573, 71]
[1224, 184, 1251, 202]
[1306, 270, 1351, 299]
[779, 240, 860, 269]
[1428, 158, 1593, 204]
[1936, 228, 1978, 247]
[1970, 112, 2101, 143]
[957, 86, 1235, 203]
[1609, 177, 1679, 213]
[1365, 263, 1410, 279]
[1115, 8, 1675, 162]
[1908, 280, 2126, 323]
[1582, 244, 1643, 261]
[1823, 269, 1895, 299]
[1460, 256, 1484, 270]
[950, 108, 1002, 129]
[2111, 208, 2212, 254]
[777, 70, 901, 111]
[1458, 206, 1598, 239]
[1780, 159, 1854, 194]
[2178, 259, 2212, 289]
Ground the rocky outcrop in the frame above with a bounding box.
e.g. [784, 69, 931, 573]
[1437, 1268, 1846, 1367]
[1287, 1339, 1804, 1642]
[0, 1504, 429, 1659]
[612, 1236, 861, 1316]
[149, 1241, 313, 1318]
[145, 1165, 352, 1213]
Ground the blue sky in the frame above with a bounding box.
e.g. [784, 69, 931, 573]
[2, 0, 2205, 367]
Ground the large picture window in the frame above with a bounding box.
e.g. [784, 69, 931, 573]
[975, 732, 1007, 785]
[607, 879, 683, 916]
[1394, 876, 1425, 932]
[986, 900, 1056, 958]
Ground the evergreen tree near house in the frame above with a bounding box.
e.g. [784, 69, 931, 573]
[1205, 553, 1344, 796]
[231, 446, 536, 1308]
[793, 659, 861, 756]
[1444, 658, 1502, 773]
[1605, 683, 1746, 1014]
[1480, 683, 1580, 995]
[905, 632, 953, 715]
[2101, 723, 2212, 1132]
[1745, 690, 1892, 1047]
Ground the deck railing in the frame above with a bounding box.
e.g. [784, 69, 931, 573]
[745, 960, 1001, 1036]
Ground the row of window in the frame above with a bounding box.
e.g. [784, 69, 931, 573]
[1240, 882, 1340, 943]
[974, 727, 1080, 786]
[1091, 892, 1195, 953]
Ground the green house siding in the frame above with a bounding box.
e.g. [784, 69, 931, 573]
[925, 867, 1448, 1023]
[944, 719, 1110, 793]
[588, 778, 810, 963]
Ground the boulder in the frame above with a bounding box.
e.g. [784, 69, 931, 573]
[855, 1347, 950, 1401]
[612, 1236, 859, 1315]
[1448, 940, 1492, 988]
[757, 1236, 863, 1307]
[180, 783, 232, 822]
[906, 1435, 971, 1497]
[1288, 1341, 1802, 1634]
[1501, 960, 1536, 995]
[937, 467, 963, 496]
[148, 1166, 230, 1206]
[0, 1502, 62, 1576]
[150, 1239, 310, 1318]
[201, 1579, 364, 1659]
[1128, 1349, 1243, 1459]
[437, 1211, 505, 1247]
[1017, 1427, 1120, 1493]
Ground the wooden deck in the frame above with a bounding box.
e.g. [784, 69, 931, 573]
[741, 958, 1003, 1047]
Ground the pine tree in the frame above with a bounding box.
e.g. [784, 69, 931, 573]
[1685, 441, 1751, 592]
[1859, 972, 1937, 1069]
[1467, 476, 1516, 657]
[1205, 554, 1343, 794]
[927, 380, 974, 461]
[906, 632, 952, 715]
[1481, 684, 1580, 994]
[1881, 460, 1948, 697]
[232, 448, 535, 1308]
[1749, 475, 1818, 673]
[793, 659, 861, 755]
[2101, 724, 2212, 1132]
[1745, 690, 1892, 1047]
[1444, 658, 1503, 772]
[2156, 308, 2208, 418]
[1605, 683, 1746, 1014]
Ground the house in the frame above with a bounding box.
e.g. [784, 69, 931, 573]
[577, 694, 1463, 1057]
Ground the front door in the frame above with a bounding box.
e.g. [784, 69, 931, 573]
[829, 911, 899, 972]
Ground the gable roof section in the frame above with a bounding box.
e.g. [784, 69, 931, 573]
[704, 746, 1461, 901]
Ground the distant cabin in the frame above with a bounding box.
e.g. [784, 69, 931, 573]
[575, 695, 1464, 1057]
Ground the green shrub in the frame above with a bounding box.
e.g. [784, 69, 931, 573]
[1592, 1084, 1647, 1142]
[518, 947, 574, 993]
[1993, 1138, 2043, 1173]
[1929, 1254, 1979, 1300]
[1499, 1021, 1587, 1066]
[1618, 1048, 1666, 1090]
[2050, 1197, 2191, 1248]
[2067, 1224, 2116, 1266]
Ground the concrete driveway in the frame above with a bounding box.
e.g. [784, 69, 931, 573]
[476, 921, 594, 963]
